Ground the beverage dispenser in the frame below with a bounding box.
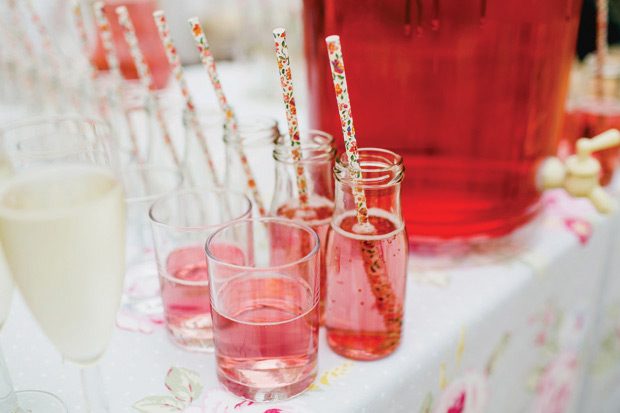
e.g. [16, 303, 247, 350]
[303, 0, 587, 251]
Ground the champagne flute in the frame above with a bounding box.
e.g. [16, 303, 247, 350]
[0, 116, 126, 412]
[0, 143, 67, 412]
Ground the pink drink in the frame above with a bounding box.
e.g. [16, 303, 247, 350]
[160, 244, 244, 350]
[276, 200, 333, 323]
[211, 274, 319, 401]
[326, 212, 408, 360]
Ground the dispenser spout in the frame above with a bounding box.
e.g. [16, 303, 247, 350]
[539, 129, 620, 214]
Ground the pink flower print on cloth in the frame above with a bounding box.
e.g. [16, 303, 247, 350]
[184, 388, 311, 413]
[532, 351, 579, 413]
[433, 370, 489, 413]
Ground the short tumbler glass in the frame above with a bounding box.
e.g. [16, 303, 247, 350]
[150, 188, 252, 351]
[205, 218, 320, 402]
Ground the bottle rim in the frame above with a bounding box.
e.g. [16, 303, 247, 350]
[273, 129, 336, 164]
[334, 147, 404, 188]
[223, 116, 281, 147]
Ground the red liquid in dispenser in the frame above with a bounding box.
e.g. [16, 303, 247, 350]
[91, 0, 170, 89]
[303, 0, 582, 245]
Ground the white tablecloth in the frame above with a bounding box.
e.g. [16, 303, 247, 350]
[2, 65, 620, 413]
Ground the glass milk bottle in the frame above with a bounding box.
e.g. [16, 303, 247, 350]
[224, 117, 281, 215]
[326, 148, 408, 360]
[271, 130, 336, 322]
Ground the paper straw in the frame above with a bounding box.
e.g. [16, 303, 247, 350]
[325, 35, 401, 340]
[7, 0, 36, 60]
[325, 35, 369, 227]
[273, 28, 308, 208]
[153, 10, 220, 186]
[93, 1, 141, 162]
[596, 0, 608, 98]
[116, 5, 179, 166]
[188, 17, 265, 216]
[71, 0, 96, 80]
[23, 0, 62, 73]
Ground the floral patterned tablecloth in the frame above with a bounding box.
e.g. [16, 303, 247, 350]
[3, 65, 620, 412]
[2, 188, 620, 413]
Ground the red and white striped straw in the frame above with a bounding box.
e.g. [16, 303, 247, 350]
[273, 28, 308, 208]
[93, 1, 141, 162]
[188, 17, 265, 216]
[596, 0, 609, 97]
[325, 35, 369, 227]
[116, 5, 179, 166]
[153, 10, 220, 186]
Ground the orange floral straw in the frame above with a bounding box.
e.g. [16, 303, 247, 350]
[273, 28, 308, 208]
[93, 2, 141, 162]
[596, 0, 608, 97]
[188, 17, 265, 216]
[116, 6, 180, 167]
[325, 35, 402, 342]
[153, 10, 220, 186]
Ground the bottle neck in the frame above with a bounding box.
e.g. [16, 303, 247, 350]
[332, 148, 405, 229]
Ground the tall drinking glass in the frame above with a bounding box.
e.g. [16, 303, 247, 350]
[0, 116, 126, 412]
[150, 188, 252, 351]
[206, 218, 320, 401]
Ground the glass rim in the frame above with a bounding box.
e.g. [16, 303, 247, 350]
[205, 217, 320, 271]
[273, 129, 336, 164]
[122, 165, 184, 203]
[334, 147, 404, 188]
[0, 114, 109, 135]
[149, 187, 252, 231]
[222, 115, 281, 146]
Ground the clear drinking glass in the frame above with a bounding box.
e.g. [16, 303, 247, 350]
[149, 188, 252, 351]
[206, 218, 320, 401]
[122, 164, 183, 314]
[271, 130, 336, 323]
[0, 116, 126, 412]
[224, 116, 281, 215]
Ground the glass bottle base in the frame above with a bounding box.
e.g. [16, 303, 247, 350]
[327, 329, 400, 361]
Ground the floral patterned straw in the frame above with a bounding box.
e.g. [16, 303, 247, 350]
[71, 0, 96, 80]
[153, 10, 220, 186]
[596, 0, 608, 97]
[325, 35, 401, 341]
[23, 0, 62, 74]
[273, 28, 308, 208]
[188, 17, 266, 216]
[325, 35, 369, 227]
[116, 5, 180, 166]
[93, 1, 141, 162]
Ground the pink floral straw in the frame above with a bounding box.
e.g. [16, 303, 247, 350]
[325, 35, 401, 341]
[188, 17, 265, 216]
[71, 1, 95, 80]
[24, 0, 61, 74]
[273, 28, 308, 208]
[325, 35, 369, 228]
[153, 10, 220, 186]
[116, 5, 179, 166]
[93, 2, 141, 161]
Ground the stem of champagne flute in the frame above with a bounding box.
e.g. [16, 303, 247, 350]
[80, 365, 109, 412]
[0, 345, 20, 413]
